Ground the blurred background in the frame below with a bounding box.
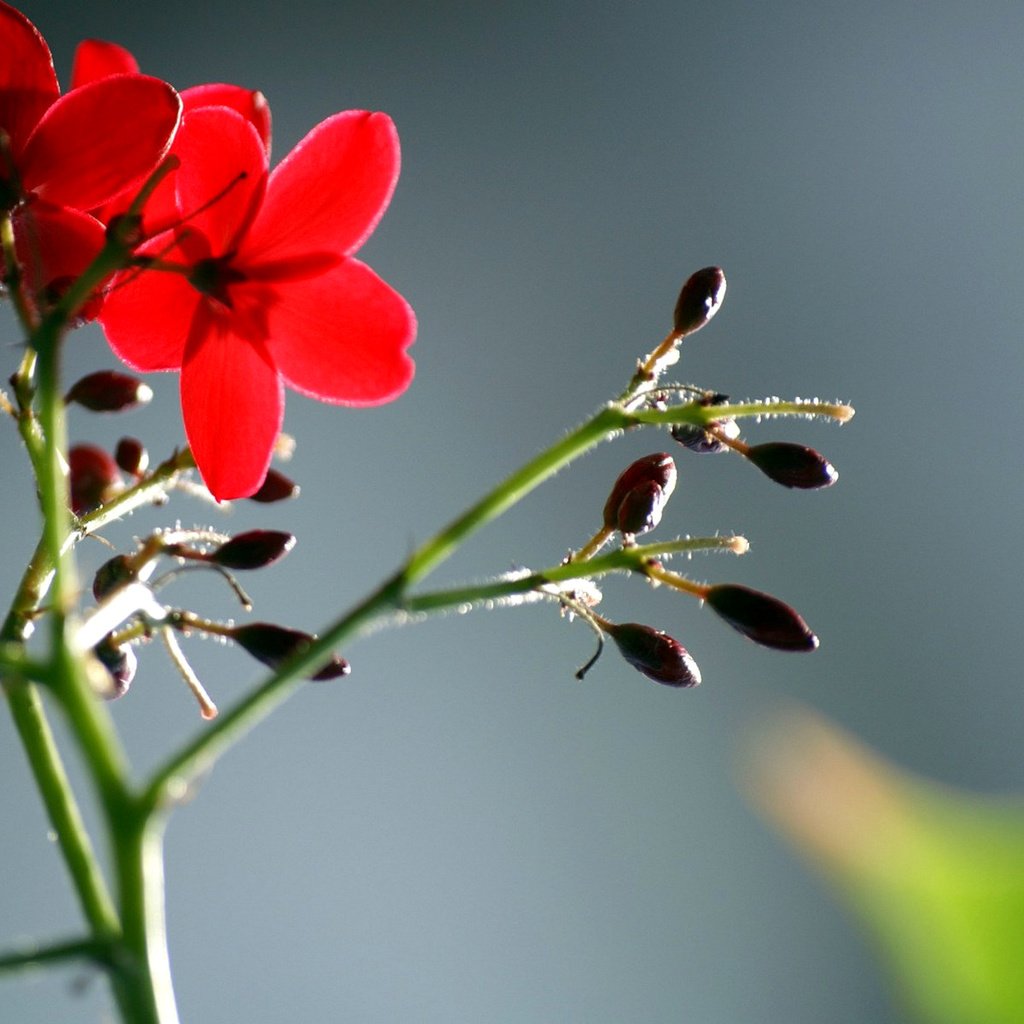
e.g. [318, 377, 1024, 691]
[3, 1, 1024, 1020]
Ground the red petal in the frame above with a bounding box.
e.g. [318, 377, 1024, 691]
[183, 83, 271, 154]
[19, 74, 181, 210]
[0, 0, 59, 156]
[100, 253, 199, 371]
[174, 106, 267, 255]
[94, 91, 270, 240]
[242, 111, 399, 265]
[180, 307, 283, 500]
[13, 199, 105, 296]
[264, 258, 415, 405]
[71, 39, 139, 89]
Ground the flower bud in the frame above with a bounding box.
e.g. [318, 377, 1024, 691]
[602, 453, 677, 537]
[704, 584, 818, 651]
[744, 442, 838, 489]
[209, 530, 296, 570]
[229, 623, 350, 680]
[69, 444, 121, 516]
[92, 554, 135, 601]
[94, 638, 137, 699]
[673, 267, 726, 337]
[66, 371, 153, 413]
[608, 622, 701, 687]
[248, 467, 300, 503]
[114, 437, 149, 476]
[671, 393, 739, 454]
[105, 212, 144, 249]
[38, 277, 104, 322]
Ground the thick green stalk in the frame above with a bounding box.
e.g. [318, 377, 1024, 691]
[1, 544, 119, 948]
[110, 813, 180, 1024]
[21, 244, 173, 1022]
[4, 682, 120, 938]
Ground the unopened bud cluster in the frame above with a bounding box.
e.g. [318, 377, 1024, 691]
[557, 266, 845, 689]
[87, 524, 347, 712]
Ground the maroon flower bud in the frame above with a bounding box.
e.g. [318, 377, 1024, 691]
[704, 584, 818, 651]
[229, 623, 350, 680]
[69, 444, 122, 516]
[105, 212, 145, 249]
[38, 277, 104, 322]
[602, 453, 677, 537]
[114, 437, 149, 476]
[209, 530, 296, 570]
[608, 622, 701, 687]
[66, 371, 153, 413]
[92, 554, 135, 601]
[248, 467, 300, 503]
[744, 442, 838, 489]
[94, 638, 137, 699]
[671, 392, 739, 454]
[673, 267, 727, 337]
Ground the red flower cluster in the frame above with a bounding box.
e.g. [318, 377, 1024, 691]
[1, 2, 415, 501]
[0, 1, 179, 303]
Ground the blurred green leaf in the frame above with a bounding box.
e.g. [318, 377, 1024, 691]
[744, 711, 1024, 1024]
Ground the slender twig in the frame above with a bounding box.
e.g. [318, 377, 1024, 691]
[0, 935, 117, 973]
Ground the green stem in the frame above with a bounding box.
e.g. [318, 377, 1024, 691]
[2, 541, 119, 947]
[19, 240, 172, 1022]
[403, 535, 747, 615]
[632, 398, 855, 427]
[139, 387, 747, 814]
[77, 448, 197, 539]
[0, 935, 116, 974]
[110, 814, 180, 1024]
[4, 682, 121, 938]
[0, 210, 38, 337]
[402, 404, 631, 582]
[140, 405, 630, 810]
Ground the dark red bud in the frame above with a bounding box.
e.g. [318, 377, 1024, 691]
[704, 584, 818, 651]
[602, 453, 677, 537]
[615, 479, 667, 535]
[66, 371, 152, 413]
[92, 554, 135, 601]
[69, 444, 122, 516]
[209, 530, 296, 570]
[105, 212, 144, 249]
[248, 467, 300, 503]
[94, 638, 137, 699]
[673, 267, 727, 336]
[229, 623, 350, 680]
[115, 437, 149, 476]
[608, 622, 702, 687]
[744, 442, 838, 489]
[39, 277, 104, 322]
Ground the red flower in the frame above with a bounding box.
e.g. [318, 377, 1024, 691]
[99, 106, 415, 500]
[0, 2, 180, 212]
[0, 2, 180, 309]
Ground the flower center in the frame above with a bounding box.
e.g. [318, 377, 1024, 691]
[188, 255, 247, 308]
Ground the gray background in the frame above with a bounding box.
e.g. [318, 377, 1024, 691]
[2, 1, 1023, 1021]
